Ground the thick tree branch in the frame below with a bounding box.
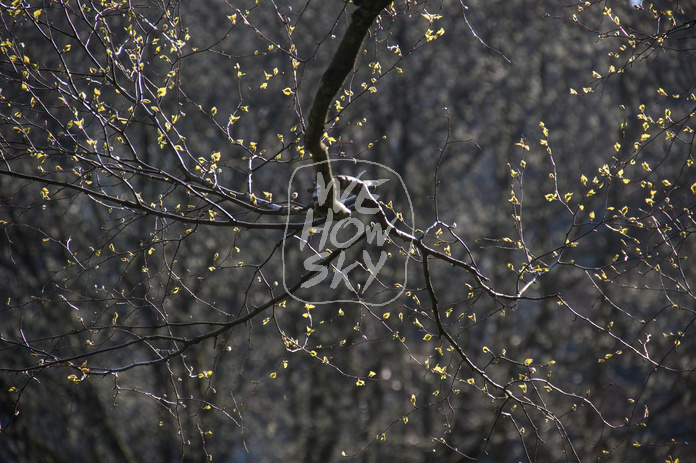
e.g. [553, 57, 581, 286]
[305, 0, 392, 218]
[0, 168, 308, 230]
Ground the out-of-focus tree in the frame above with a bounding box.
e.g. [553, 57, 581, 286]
[1, 0, 695, 462]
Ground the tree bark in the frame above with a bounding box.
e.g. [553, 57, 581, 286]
[305, 0, 392, 218]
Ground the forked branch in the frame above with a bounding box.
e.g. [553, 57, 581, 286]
[305, 0, 392, 218]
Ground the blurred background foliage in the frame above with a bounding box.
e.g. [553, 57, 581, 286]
[1, 0, 695, 462]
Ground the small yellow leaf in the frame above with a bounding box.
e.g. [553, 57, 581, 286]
[515, 139, 530, 151]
